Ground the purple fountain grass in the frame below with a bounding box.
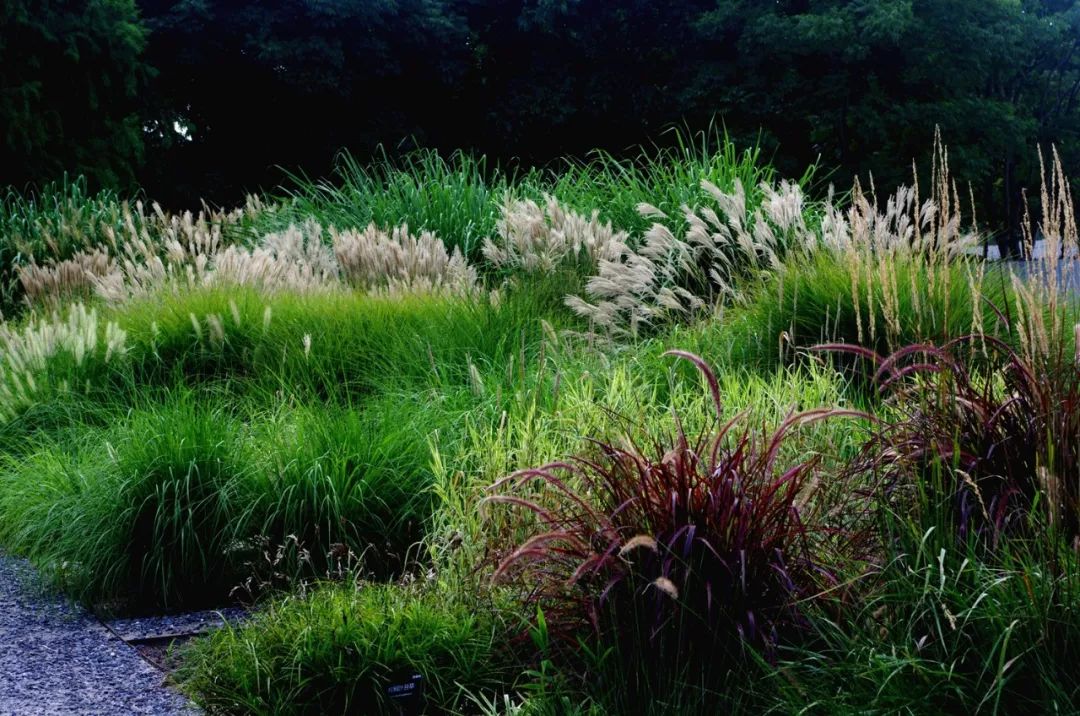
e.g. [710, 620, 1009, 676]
[484, 350, 873, 679]
[816, 332, 1080, 546]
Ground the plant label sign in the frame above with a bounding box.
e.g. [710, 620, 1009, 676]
[386, 670, 424, 714]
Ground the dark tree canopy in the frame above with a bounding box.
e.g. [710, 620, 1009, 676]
[137, 0, 473, 203]
[0, 0, 148, 190]
[2, 0, 1080, 244]
[694, 0, 1080, 252]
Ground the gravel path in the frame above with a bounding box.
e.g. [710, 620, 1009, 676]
[0, 553, 197, 715]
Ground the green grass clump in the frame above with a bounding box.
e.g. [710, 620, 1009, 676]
[0, 388, 461, 607]
[244, 396, 447, 582]
[0, 392, 252, 606]
[549, 126, 802, 238]
[709, 252, 1012, 370]
[113, 280, 568, 400]
[271, 148, 537, 259]
[179, 582, 512, 715]
[771, 492, 1080, 714]
[266, 128, 784, 264]
[0, 279, 570, 445]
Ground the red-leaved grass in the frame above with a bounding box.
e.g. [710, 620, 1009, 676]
[816, 334, 1080, 546]
[484, 351, 871, 690]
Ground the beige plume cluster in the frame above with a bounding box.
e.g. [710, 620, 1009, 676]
[483, 194, 626, 273]
[565, 178, 819, 335]
[333, 223, 477, 296]
[18, 198, 259, 306]
[20, 215, 479, 306]
[566, 133, 984, 338]
[0, 303, 126, 422]
[12, 134, 1076, 353]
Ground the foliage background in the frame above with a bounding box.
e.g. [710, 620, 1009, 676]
[3, 1, 1080, 250]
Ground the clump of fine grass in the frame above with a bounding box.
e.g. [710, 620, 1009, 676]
[548, 124, 793, 237]
[272, 148, 538, 260]
[0, 301, 128, 423]
[0, 389, 461, 607]
[0, 392, 253, 607]
[178, 582, 513, 715]
[0, 176, 124, 313]
[4, 178, 271, 313]
[771, 476, 1080, 714]
[83, 218, 478, 306]
[113, 282, 559, 398]
[482, 194, 628, 276]
[242, 395, 450, 583]
[0, 279, 565, 432]
[714, 251, 1011, 370]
